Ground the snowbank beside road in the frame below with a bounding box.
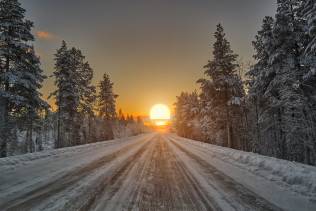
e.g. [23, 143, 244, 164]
[0, 134, 153, 171]
[169, 134, 316, 199]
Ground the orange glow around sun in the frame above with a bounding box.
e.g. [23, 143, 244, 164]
[150, 104, 171, 126]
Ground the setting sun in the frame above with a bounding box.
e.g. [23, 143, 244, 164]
[150, 104, 171, 120]
[150, 104, 171, 126]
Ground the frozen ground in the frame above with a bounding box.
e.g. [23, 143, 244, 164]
[0, 133, 316, 211]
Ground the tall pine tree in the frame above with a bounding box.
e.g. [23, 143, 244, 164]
[198, 24, 244, 148]
[174, 91, 201, 140]
[0, 0, 47, 157]
[301, 0, 316, 164]
[97, 73, 118, 121]
[248, 0, 316, 163]
[97, 73, 118, 140]
[50, 41, 95, 147]
[268, 0, 310, 161]
[78, 62, 96, 144]
[247, 16, 275, 154]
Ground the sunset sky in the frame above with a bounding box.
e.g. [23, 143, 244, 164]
[21, 0, 276, 116]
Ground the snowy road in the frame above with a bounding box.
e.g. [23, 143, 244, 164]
[0, 133, 316, 211]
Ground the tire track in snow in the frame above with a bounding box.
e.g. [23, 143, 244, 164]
[168, 137, 282, 211]
[91, 135, 158, 211]
[77, 138, 156, 211]
[135, 135, 219, 211]
[0, 137, 151, 211]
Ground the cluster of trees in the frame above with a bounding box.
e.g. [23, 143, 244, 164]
[0, 0, 146, 157]
[116, 109, 148, 138]
[50, 41, 121, 147]
[175, 0, 316, 165]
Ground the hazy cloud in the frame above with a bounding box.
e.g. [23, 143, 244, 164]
[36, 31, 55, 40]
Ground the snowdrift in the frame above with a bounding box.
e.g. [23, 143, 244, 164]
[170, 135, 316, 199]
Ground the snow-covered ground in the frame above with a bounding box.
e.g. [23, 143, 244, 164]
[168, 134, 316, 211]
[0, 133, 315, 211]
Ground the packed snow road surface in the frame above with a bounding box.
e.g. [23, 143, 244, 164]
[0, 133, 316, 211]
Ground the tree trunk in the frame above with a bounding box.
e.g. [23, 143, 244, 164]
[57, 111, 61, 148]
[0, 99, 8, 157]
[278, 108, 286, 159]
[226, 106, 232, 148]
[0, 56, 10, 157]
[29, 117, 34, 153]
[57, 95, 63, 148]
[254, 99, 261, 152]
[88, 115, 92, 143]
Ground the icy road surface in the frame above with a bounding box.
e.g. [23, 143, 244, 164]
[0, 133, 316, 211]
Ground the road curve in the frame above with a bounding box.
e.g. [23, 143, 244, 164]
[0, 133, 288, 210]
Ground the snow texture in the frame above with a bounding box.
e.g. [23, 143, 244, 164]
[0, 133, 316, 211]
[169, 134, 316, 211]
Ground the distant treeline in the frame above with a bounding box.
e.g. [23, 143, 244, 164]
[174, 0, 316, 165]
[0, 0, 147, 157]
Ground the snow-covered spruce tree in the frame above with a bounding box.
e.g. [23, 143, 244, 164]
[78, 62, 96, 144]
[50, 41, 95, 147]
[50, 41, 72, 148]
[97, 73, 118, 140]
[271, 0, 313, 162]
[16, 46, 48, 153]
[247, 16, 275, 154]
[0, 0, 47, 157]
[197, 24, 244, 148]
[301, 0, 316, 164]
[67, 47, 87, 146]
[174, 91, 202, 140]
[250, 0, 314, 163]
